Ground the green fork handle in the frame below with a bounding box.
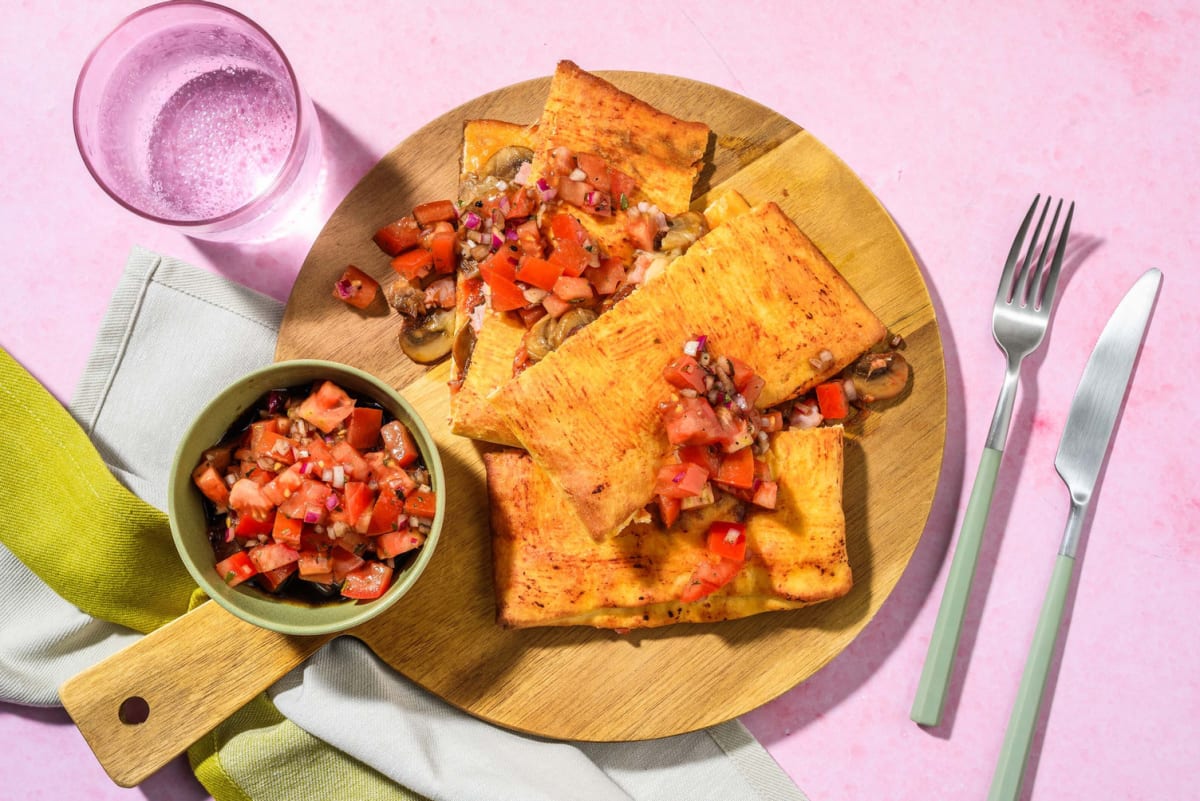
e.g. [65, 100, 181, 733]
[988, 553, 1076, 801]
[911, 446, 1003, 726]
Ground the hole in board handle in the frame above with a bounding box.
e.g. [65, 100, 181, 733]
[118, 696, 150, 725]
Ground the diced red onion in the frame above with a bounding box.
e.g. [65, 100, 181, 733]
[505, 228, 518, 241]
[536, 178, 551, 192]
[491, 232, 503, 249]
[463, 211, 481, 229]
[303, 507, 321, 524]
[498, 195, 511, 214]
[696, 335, 708, 351]
[265, 390, 287, 414]
[325, 492, 339, 510]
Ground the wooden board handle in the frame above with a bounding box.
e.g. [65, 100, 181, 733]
[58, 599, 332, 787]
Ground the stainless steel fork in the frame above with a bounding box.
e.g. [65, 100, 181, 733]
[911, 195, 1075, 727]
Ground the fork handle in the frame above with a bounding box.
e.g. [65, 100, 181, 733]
[910, 446, 1003, 726]
[988, 552, 1076, 801]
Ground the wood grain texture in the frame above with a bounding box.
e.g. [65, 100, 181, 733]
[275, 73, 946, 740]
[145, 73, 941, 749]
[59, 600, 332, 787]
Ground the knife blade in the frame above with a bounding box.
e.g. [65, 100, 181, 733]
[988, 267, 1161, 801]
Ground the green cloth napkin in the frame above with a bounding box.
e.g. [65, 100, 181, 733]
[0, 346, 193, 634]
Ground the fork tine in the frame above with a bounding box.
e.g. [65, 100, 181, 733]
[1015, 197, 1052, 306]
[998, 195, 1041, 304]
[1022, 198, 1062, 306]
[1036, 200, 1074, 311]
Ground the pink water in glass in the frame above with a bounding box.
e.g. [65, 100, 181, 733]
[75, 2, 320, 240]
[145, 65, 295, 219]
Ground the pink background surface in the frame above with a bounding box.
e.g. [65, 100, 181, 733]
[2, 1, 1197, 799]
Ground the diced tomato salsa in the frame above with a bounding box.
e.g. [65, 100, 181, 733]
[192, 380, 436, 604]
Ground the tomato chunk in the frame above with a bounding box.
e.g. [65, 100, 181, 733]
[656, 494, 681, 528]
[333, 265, 380, 310]
[707, 521, 747, 562]
[234, 510, 275, 537]
[815, 381, 849, 420]
[330, 546, 365, 582]
[249, 542, 300, 573]
[430, 229, 458, 274]
[751, 480, 779, 510]
[342, 481, 373, 527]
[271, 512, 304, 549]
[663, 354, 707, 393]
[298, 548, 332, 578]
[345, 407, 383, 450]
[380, 420, 420, 467]
[215, 551, 257, 587]
[228, 478, 275, 521]
[403, 489, 437, 521]
[373, 216, 420, 256]
[552, 275, 593, 303]
[584, 257, 625, 295]
[374, 529, 425, 560]
[366, 488, 406, 534]
[331, 440, 370, 482]
[412, 199, 458, 226]
[515, 256, 563, 292]
[341, 561, 394, 600]
[192, 463, 230, 510]
[653, 462, 710, 499]
[549, 238, 593, 278]
[296, 381, 355, 433]
[663, 397, 724, 446]
[391, 248, 434, 282]
[715, 447, 754, 490]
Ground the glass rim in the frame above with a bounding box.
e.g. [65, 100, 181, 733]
[72, 0, 311, 229]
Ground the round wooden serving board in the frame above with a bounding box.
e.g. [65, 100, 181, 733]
[277, 72, 946, 741]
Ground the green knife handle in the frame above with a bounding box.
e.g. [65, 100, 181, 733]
[988, 552, 1076, 801]
[911, 446, 1003, 726]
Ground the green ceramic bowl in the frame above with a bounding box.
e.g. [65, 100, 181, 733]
[167, 359, 444, 636]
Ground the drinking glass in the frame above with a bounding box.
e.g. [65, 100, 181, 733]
[73, 1, 321, 241]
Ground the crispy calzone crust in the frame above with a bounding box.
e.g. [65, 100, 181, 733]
[488, 426, 851, 629]
[488, 202, 886, 539]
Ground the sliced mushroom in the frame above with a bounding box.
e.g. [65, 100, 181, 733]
[658, 211, 709, 253]
[524, 308, 599, 363]
[399, 308, 456, 364]
[483, 146, 535, 181]
[452, 322, 477, 376]
[851, 351, 910, 403]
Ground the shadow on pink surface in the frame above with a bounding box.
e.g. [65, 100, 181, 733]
[187, 104, 381, 304]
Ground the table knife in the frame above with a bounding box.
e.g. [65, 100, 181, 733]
[988, 267, 1162, 801]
